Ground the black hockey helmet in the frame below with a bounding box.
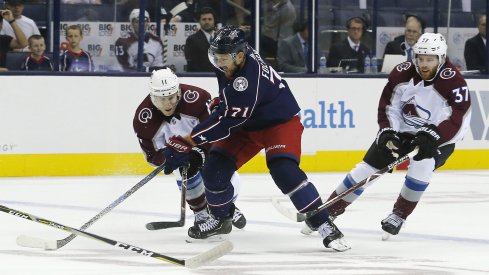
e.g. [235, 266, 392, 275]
[209, 25, 247, 55]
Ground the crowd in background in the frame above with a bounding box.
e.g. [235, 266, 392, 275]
[0, 0, 488, 74]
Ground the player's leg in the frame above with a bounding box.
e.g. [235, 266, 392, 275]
[188, 132, 259, 239]
[381, 144, 455, 236]
[326, 141, 394, 217]
[174, 168, 208, 225]
[265, 116, 349, 251]
[230, 172, 247, 229]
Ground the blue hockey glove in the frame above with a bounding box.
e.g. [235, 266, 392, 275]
[376, 127, 401, 157]
[411, 124, 441, 161]
[163, 136, 194, 175]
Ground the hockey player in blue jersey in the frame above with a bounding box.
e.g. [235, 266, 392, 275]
[161, 26, 350, 251]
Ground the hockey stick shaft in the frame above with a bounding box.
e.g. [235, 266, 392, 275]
[296, 148, 419, 222]
[18, 165, 165, 250]
[146, 166, 188, 230]
[1, 203, 232, 268]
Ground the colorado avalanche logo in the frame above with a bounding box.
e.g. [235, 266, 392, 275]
[183, 90, 199, 103]
[233, 77, 248, 92]
[401, 96, 431, 128]
[440, 68, 456, 79]
[396, 62, 412, 72]
[138, 108, 152, 123]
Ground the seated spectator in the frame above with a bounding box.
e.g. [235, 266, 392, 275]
[464, 15, 487, 73]
[20, 34, 53, 71]
[184, 7, 216, 72]
[383, 15, 425, 61]
[0, 9, 28, 71]
[276, 20, 308, 73]
[60, 24, 94, 71]
[260, 0, 296, 58]
[1, 0, 40, 51]
[114, 9, 165, 72]
[327, 17, 371, 73]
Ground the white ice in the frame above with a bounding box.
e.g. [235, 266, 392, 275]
[1, 170, 488, 274]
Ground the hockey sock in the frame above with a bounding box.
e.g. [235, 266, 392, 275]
[393, 176, 428, 219]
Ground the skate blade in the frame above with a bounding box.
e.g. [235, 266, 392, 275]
[185, 234, 228, 243]
[381, 232, 392, 241]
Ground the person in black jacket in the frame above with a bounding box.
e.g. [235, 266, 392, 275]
[184, 7, 216, 72]
[464, 15, 487, 73]
[327, 17, 370, 73]
[383, 15, 425, 61]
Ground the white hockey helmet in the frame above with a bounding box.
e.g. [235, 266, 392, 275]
[412, 33, 447, 78]
[129, 9, 149, 22]
[148, 68, 180, 97]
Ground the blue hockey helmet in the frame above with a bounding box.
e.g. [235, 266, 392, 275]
[208, 26, 247, 68]
[209, 25, 247, 54]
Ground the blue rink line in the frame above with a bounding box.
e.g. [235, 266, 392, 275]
[2, 199, 489, 246]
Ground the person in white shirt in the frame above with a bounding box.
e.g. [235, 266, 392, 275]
[0, 0, 40, 52]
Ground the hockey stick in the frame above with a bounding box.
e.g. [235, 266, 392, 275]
[146, 166, 188, 230]
[0, 204, 232, 268]
[16, 165, 165, 250]
[272, 148, 419, 222]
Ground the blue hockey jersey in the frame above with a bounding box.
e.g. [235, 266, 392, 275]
[191, 46, 301, 145]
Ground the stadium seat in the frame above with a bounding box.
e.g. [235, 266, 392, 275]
[377, 11, 405, 27]
[397, 0, 432, 11]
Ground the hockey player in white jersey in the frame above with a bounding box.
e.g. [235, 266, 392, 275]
[312, 33, 471, 239]
[133, 68, 246, 233]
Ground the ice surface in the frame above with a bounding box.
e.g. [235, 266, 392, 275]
[1, 171, 488, 274]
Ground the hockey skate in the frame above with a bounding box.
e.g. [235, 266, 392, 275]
[232, 206, 247, 229]
[194, 209, 211, 224]
[381, 213, 405, 241]
[300, 215, 336, 235]
[188, 213, 232, 240]
[318, 219, 350, 252]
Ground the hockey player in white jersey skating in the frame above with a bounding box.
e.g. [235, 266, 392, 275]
[133, 68, 246, 234]
[318, 33, 471, 239]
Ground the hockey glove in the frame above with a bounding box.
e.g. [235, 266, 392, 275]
[376, 127, 401, 157]
[208, 97, 220, 114]
[411, 124, 441, 161]
[184, 146, 207, 177]
[163, 136, 194, 175]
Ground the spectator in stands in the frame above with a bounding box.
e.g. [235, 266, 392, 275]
[327, 16, 370, 73]
[383, 15, 425, 61]
[276, 20, 308, 73]
[60, 24, 94, 71]
[0, 9, 27, 71]
[464, 15, 487, 73]
[1, 0, 40, 51]
[20, 34, 52, 71]
[184, 7, 216, 72]
[260, 0, 296, 58]
[114, 9, 165, 72]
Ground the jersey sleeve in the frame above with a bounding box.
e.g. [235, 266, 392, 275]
[434, 68, 471, 144]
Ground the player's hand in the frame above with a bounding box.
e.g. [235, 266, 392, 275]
[208, 97, 220, 114]
[411, 124, 441, 161]
[376, 127, 400, 157]
[163, 136, 193, 175]
[184, 146, 207, 177]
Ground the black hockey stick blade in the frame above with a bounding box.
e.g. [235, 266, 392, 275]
[146, 166, 188, 231]
[1, 204, 232, 268]
[146, 220, 185, 230]
[16, 164, 166, 250]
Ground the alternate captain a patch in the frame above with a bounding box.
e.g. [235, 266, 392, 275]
[233, 77, 248, 92]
